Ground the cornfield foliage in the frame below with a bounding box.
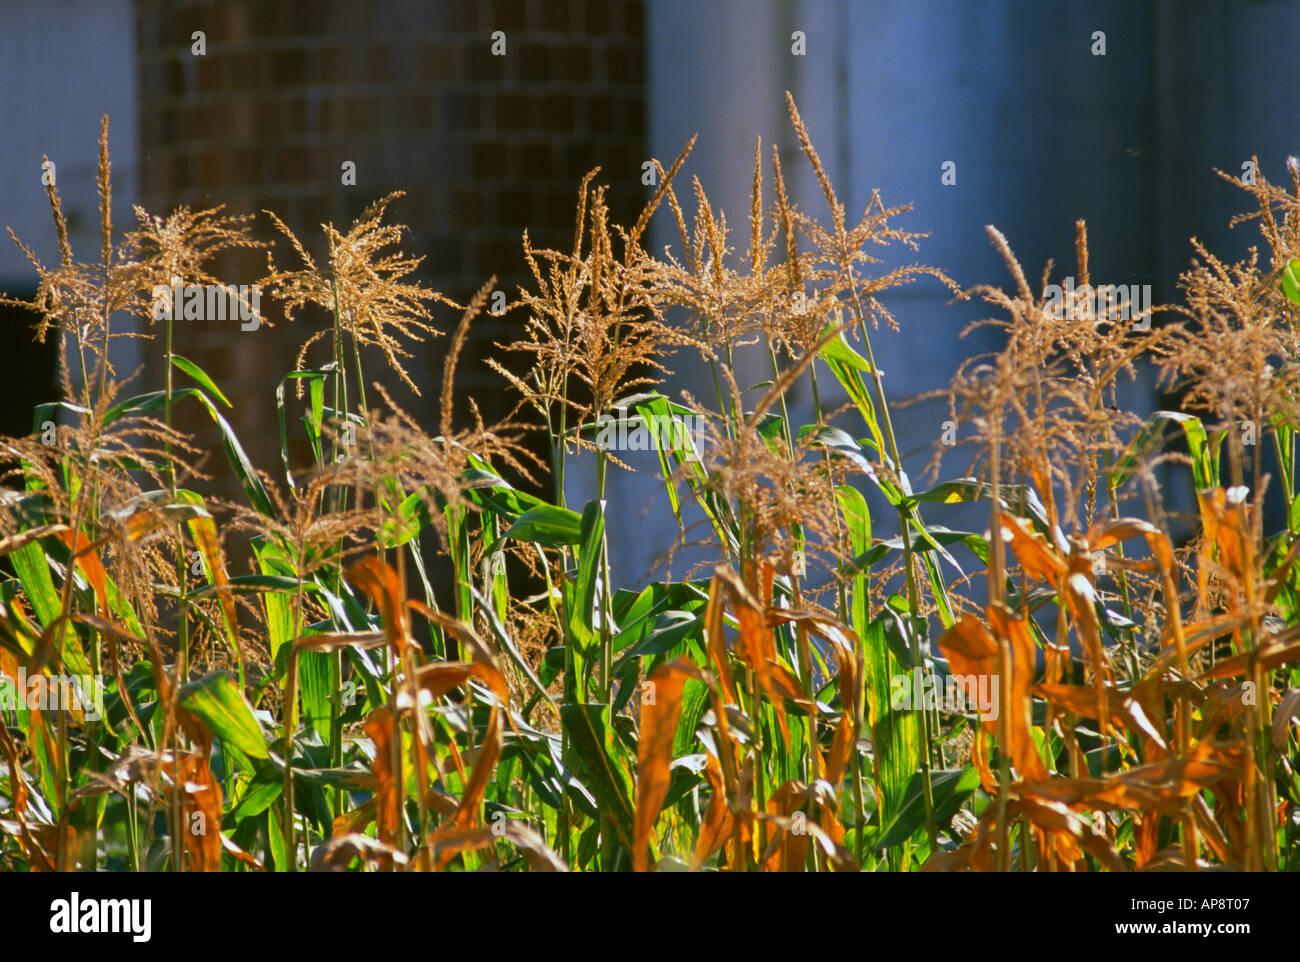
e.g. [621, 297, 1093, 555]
[2, 101, 1300, 872]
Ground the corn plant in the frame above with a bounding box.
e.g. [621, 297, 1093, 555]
[1, 109, 1298, 873]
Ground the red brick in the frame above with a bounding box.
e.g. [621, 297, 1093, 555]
[196, 55, 221, 90]
[319, 45, 355, 83]
[164, 58, 186, 98]
[489, 0, 528, 33]
[137, 0, 647, 504]
[281, 95, 307, 135]
[223, 50, 262, 92]
[255, 98, 280, 137]
[271, 47, 309, 86]
[606, 42, 642, 85]
[540, 0, 572, 33]
[471, 141, 511, 180]
[493, 92, 531, 130]
[169, 153, 192, 192]
[439, 91, 479, 128]
[195, 149, 225, 185]
[519, 43, 550, 82]
[219, 1, 249, 42]
[450, 187, 486, 223]
[364, 43, 401, 84]
[540, 93, 573, 131]
[274, 145, 311, 182]
[341, 95, 377, 134]
[552, 42, 595, 83]
[394, 92, 432, 129]
[584, 0, 610, 33]
[419, 43, 460, 84]
[228, 147, 260, 183]
[621, 0, 644, 38]
[468, 46, 505, 83]
[435, 2, 479, 33]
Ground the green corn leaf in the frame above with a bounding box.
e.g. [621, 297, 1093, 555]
[504, 504, 584, 546]
[560, 703, 635, 848]
[873, 766, 980, 850]
[171, 354, 232, 407]
[113, 387, 275, 515]
[1113, 410, 1216, 492]
[818, 325, 887, 455]
[180, 670, 269, 760]
[276, 367, 333, 485]
[864, 610, 922, 835]
[1281, 258, 1300, 306]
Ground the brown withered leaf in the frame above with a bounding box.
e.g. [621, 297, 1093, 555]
[1088, 517, 1175, 573]
[1135, 813, 1160, 868]
[408, 600, 496, 665]
[691, 751, 734, 870]
[1145, 613, 1244, 679]
[0, 818, 72, 871]
[0, 522, 70, 557]
[773, 609, 863, 785]
[55, 529, 108, 617]
[1197, 487, 1249, 580]
[1273, 687, 1300, 750]
[714, 566, 794, 748]
[1197, 682, 1251, 738]
[221, 832, 266, 871]
[944, 793, 1126, 872]
[938, 615, 999, 679]
[973, 727, 997, 792]
[1021, 740, 1246, 818]
[364, 705, 401, 846]
[1035, 683, 1166, 750]
[760, 780, 811, 872]
[999, 512, 1068, 584]
[919, 847, 974, 872]
[332, 787, 457, 839]
[430, 698, 505, 868]
[1190, 794, 1236, 866]
[71, 744, 167, 801]
[1018, 795, 1128, 872]
[988, 607, 1050, 782]
[176, 752, 223, 872]
[756, 779, 855, 872]
[332, 798, 377, 838]
[0, 722, 60, 871]
[414, 661, 510, 709]
[292, 630, 387, 654]
[940, 609, 1047, 781]
[1061, 572, 1114, 734]
[449, 706, 501, 830]
[1198, 625, 1300, 680]
[427, 823, 567, 872]
[634, 657, 704, 872]
[704, 574, 738, 706]
[186, 512, 240, 662]
[310, 833, 409, 872]
[1140, 846, 1219, 872]
[347, 556, 410, 656]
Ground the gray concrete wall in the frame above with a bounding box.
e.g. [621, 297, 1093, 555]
[594, 0, 1299, 588]
[0, 0, 140, 378]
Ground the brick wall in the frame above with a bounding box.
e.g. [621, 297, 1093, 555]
[134, 0, 646, 507]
